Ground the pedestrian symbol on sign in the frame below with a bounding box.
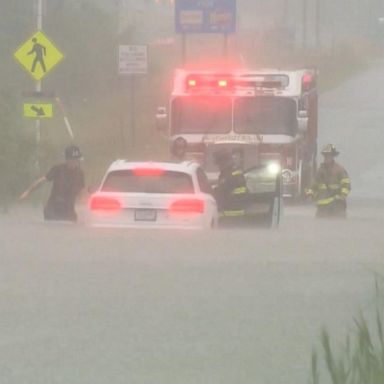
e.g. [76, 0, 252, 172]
[14, 30, 64, 81]
[28, 37, 47, 73]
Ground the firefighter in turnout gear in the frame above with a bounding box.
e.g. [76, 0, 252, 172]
[213, 150, 248, 218]
[306, 144, 351, 218]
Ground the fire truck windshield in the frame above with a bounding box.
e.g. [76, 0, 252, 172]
[171, 96, 232, 134]
[234, 97, 298, 136]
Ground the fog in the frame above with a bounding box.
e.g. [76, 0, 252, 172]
[1, 1, 384, 383]
[1, 0, 383, 190]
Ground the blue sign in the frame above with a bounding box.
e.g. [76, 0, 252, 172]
[175, 0, 236, 34]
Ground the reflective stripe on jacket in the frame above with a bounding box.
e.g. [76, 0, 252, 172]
[311, 162, 350, 206]
[220, 209, 246, 217]
[216, 167, 248, 213]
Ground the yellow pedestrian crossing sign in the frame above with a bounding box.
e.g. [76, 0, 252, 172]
[24, 103, 53, 118]
[14, 30, 64, 81]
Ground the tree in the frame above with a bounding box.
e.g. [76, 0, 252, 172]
[0, 0, 35, 211]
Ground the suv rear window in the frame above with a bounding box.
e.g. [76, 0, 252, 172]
[101, 170, 195, 194]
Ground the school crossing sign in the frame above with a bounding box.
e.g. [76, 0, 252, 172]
[14, 30, 64, 81]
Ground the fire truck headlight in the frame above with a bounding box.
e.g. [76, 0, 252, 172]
[267, 162, 281, 175]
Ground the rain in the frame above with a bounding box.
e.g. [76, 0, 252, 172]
[1, 1, 384, 383]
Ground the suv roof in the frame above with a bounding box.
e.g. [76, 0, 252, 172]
[107, 160, 200, 174]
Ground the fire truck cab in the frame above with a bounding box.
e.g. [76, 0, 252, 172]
[158, 68, 318, 198]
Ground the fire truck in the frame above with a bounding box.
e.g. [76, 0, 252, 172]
[157, 68, 318, 198]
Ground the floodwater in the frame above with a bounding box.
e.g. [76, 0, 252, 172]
[1, 63, 384, 384]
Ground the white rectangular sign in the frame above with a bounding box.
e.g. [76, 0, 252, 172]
[119, 45, 148, 75]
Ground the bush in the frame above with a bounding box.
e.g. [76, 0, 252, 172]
[0, 89, 35, 212]
[311, 278, 384, 384]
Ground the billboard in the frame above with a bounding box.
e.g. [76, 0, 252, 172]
[175, 0, 236, 34]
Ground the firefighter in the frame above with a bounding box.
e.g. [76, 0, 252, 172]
[170, 137, 188, 162]
[213, 149, 248, 218]
[306, 144, 351, 218]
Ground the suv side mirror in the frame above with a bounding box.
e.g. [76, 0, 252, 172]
[156, 106, 168, 131]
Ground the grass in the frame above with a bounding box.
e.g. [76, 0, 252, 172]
[311, 277, 384, 384]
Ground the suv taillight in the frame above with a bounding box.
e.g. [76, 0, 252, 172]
[90, 196, 122, 211]
[169, 199, 205, 214]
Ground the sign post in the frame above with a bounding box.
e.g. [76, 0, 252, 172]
[118, 45, 148, 149]
[14, 0, 65, 172]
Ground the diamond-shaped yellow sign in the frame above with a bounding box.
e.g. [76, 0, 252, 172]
[14, 30, 64, 81]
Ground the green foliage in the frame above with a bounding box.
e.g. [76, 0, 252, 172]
[0, 0, 380, 198]
[0, 89, 35, 212]
[0, 0, 123, 203]
[312, 278, 384, 384]
[0, 1, 36, 211]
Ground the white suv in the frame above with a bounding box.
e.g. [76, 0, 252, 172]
[87, 160, 218, 229]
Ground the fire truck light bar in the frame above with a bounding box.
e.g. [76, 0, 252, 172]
[185, 74, 289, 93]
[301, 73, 316, 91]
[186, 75, 231, 90]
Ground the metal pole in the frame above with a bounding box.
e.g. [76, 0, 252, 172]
[282, 0, 288, 20]
[130, 76, 135, 148]
[36, 0, 43, 168]
[315, 0, 320, 49]
[182, 33, 186, 65]
[223, 33, 228, 58]
[302, 0, 307, 49]
[55, 97, 75, 140]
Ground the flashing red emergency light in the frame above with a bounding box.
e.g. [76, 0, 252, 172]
[186, 74, 233, 91]
[184, 73, 291, 92]
[302, 73, 314, 91]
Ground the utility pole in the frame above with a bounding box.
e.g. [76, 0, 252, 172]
[35, 0, 43, 173]
[182, 33, 187, 65]
[302, 0, 308, 49]
[282, 0, 289, 22]
[315, 0, 320, 49]
[223, 33, 229, 58]
[36, 0, 43, 144]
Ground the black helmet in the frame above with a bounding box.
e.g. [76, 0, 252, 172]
[171, 137, 187, 156]
[321, 143, 339, 157]
[213, 149, 233, 168]
[65, 145, 83, 160]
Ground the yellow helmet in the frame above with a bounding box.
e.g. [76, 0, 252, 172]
[321, 144, 339, 156]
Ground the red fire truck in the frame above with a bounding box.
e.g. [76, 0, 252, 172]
[157, 68, 318, 198]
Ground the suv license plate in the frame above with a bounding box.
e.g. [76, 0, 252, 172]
[134, 209, 157, 222]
